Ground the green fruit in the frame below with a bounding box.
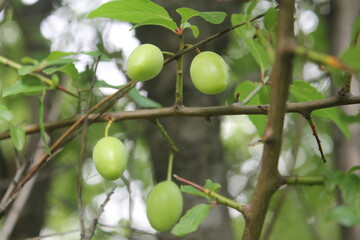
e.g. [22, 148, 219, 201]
[190, 51, 229, 94]
[146, 181, 183, 232]
[126, 44, 164, 81]
[92, 136, 127, 180]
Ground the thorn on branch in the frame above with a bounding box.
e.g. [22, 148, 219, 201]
[304, 114, 327, 163]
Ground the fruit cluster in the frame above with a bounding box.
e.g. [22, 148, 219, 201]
[92, 43, 227, 233]
[126, 44, 229, 94]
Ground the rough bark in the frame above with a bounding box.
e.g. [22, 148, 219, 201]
[135, 1, 241, 239]
[242, 0, 295, 239]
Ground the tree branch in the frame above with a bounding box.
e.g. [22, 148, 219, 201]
[1, 94, 359, 141]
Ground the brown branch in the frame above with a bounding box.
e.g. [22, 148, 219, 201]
[1, 94, 359, 141]
[242, 1, 295, 239]
[304, 114, 327, 162]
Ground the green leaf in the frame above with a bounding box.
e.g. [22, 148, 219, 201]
[330, 206, 360, 227]
[43, 63, 80, 81]
[10, 126, 26, 151]
[88, 0, 177, 32]
[244, 0, 258, 16]
[176, 7, 227, 25]
[0, 105, 14, 122]
[204, 179, 221, 193]
[348, 165, 360, 174]
[18, 65, 38, 75]
[340, 47, 360, 72]
[128, 88, 161, 108]
[341, 173, 360, 205]
[183, 22, 199, 38]
[45, 51, 77, 61]
[264, 7, 278, 32]
[39, 93, 51, 155]
[290, 80, 350, 138]
[180, 185, 208, 199]
[2, 76, 48, 97]
[171, 204, 211, 236]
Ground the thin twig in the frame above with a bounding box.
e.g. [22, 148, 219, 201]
[154, 119, 179, 153]
[304, 114, 327, 163]
[85, 186, 117, 240]
[173, 174, 244, 213]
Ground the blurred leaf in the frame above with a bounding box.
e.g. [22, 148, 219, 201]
[231, 14, 270, 72]
[171, 204, 211, 236]
[2, 76, 48, 97]
[340, 47, 360, 72]
[176, 7, 227, 25]
[21, 57, 39, 65]
[330, 206, 360, 227]
[45, 51, 77, 61]
[10, 126, 26, 151]
[264, 7, 278, 32]
[88, 0, 177, 32]
[244, 0, 257, 15]
[235, 80, 267, 135]
[39, 93, 51, 154]
[128, 88, 161, 108]
[43, 63, 80, 81]
[341, 173, 360, 205]
[348, 165, 360, 174]
[290, 80, 350, 138]
[0, 105, 14, 122]
[18, 65, 38, 75]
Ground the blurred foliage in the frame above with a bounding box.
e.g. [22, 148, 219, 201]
[0, 0, 359, 239]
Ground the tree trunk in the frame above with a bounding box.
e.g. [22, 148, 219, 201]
[136, 1, 241, 239]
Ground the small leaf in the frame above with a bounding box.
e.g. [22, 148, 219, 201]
[180, 185, 208, 199]
[10, 126, 26, 151]
[128, 88, 161, 108]
[38, 93, 51, 155]
[204, 179, 221, 193]
[183, 22, 199, 38]
[171, 204, 211, 236]
[348, 165, 360, 174]
[340, 47, 360, 72]
[2, 76, 48, 97]
[176, 7, 227, 25]
[88, 0, 177, 32]
[0, 105, 14, 122]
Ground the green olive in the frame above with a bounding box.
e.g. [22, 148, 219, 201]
[126, 44, 164, 81]
[190, 51, 229, 94]
[92, 136, 127, 180]
[146, 181, 183, 232]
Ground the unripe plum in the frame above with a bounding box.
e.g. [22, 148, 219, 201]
[190, 51, 229, 94]
[92, 136, 127, 180]
[146, 181, 183, 232]
[126, 44, 164, 81]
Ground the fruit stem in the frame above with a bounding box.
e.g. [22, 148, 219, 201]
[175, 34, 185, 106]
[167, 152, 174, 181]
[104, 120, 113, 137]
